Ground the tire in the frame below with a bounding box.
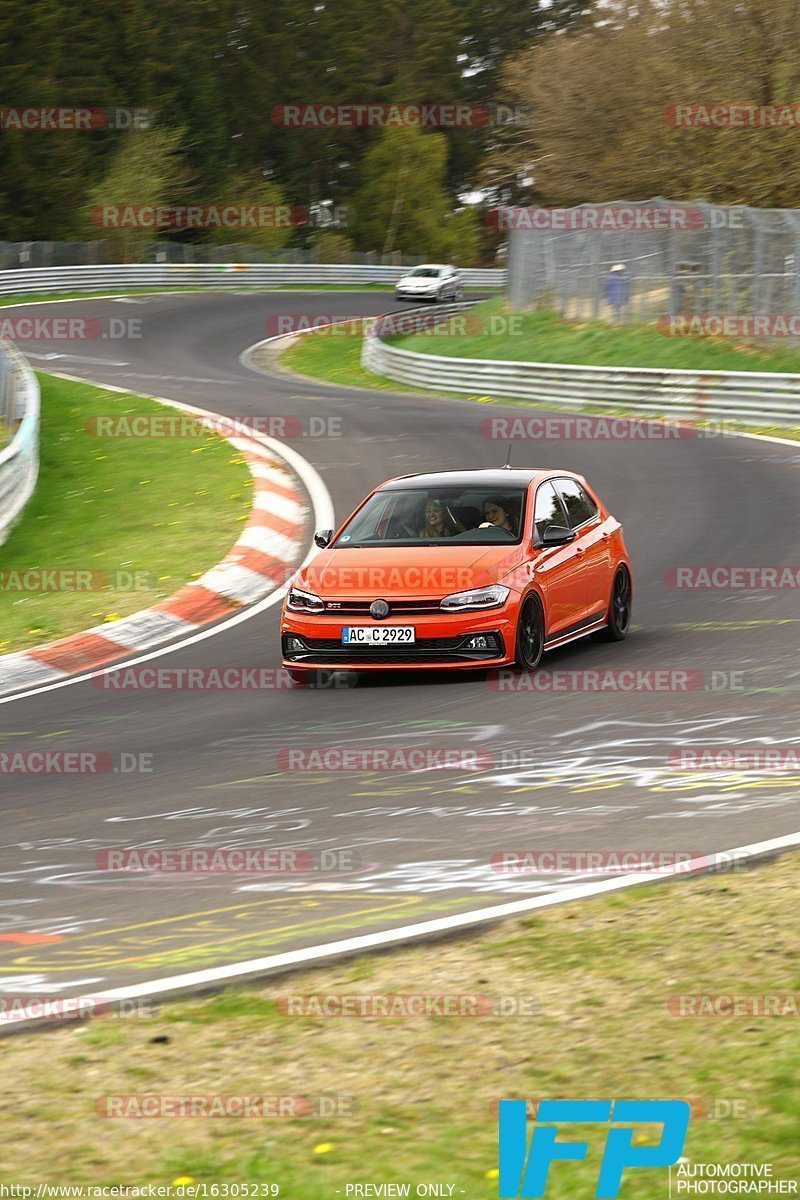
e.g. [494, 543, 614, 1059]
[454, 287, 464, 301]
[591, 565, 632, 642]
[513, 594, 545, 671]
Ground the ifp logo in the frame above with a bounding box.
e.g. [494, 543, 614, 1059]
[498, 1099, 690, 1197]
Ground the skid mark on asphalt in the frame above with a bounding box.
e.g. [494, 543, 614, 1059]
[0, 893, 463, 986]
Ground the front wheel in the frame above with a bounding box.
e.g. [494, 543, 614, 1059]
[592, 565, 632, 642]
[514, 594, 544, 670]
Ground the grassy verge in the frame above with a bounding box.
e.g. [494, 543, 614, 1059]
[277, 305, 800, 443]
[0, 373, 252, 654]
[0, 854, 797, 1188]
[393, 298, 800, 372]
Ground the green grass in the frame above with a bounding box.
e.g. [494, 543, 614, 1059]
[0, 373, 252, 654]
[279, 317, 415, 392]
[278, 303, 800, 443]
[0, 853, 797, 1189]
[392, 298, 800, 372]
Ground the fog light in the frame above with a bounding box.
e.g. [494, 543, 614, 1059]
[467, 636, 489, 649]
[288, 637, 304, 651]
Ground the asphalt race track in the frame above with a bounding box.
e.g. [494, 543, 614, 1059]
[1, 289, 799, 1005]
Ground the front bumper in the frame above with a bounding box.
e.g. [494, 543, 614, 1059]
[394, 288, 438, 301]
[281, 608, 516, 671]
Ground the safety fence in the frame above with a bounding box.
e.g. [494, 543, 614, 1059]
[505, 198, 800, 330]
[0, 262, 505, 296]
[361, 303, 800, 423]
[0, 338, 40, 543]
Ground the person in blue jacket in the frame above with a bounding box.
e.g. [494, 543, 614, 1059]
[605, 263, 631, 322]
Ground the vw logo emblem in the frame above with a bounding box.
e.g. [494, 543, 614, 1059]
[370, 598, 390, 619]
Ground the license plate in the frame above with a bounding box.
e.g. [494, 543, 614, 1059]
[342, 626, 415, 645]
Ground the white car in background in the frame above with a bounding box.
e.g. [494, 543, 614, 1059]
[394, 264, 464, 303]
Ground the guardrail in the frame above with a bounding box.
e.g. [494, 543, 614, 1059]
[361, 303, 800, 424]
[0, 339, 40, 544]
[0, 263, 505, 296]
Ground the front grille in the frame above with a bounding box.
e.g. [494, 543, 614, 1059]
[283, 632, 505, 665]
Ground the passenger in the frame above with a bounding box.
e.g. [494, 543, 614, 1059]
[481, 495, 517, 536]
[419, 498, 461, 538]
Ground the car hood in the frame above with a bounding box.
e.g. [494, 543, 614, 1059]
[292, 543, 528, 599]
[397, 276, 437, 286]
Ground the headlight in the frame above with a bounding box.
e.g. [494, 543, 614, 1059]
[287, 586, 324, 613]
[440, 585, 510, 611]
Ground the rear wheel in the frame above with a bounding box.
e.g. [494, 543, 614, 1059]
[592, 565, 632, 642]
[514, 594, 544, 670]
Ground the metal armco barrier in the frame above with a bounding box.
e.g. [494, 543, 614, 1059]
[361, 304, 800, 424]
[0, 263, 505, 295]
[0, 338, 40, 544]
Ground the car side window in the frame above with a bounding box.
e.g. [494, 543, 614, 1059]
[554, 478, 598, 529]
[533, 481, 569, 543]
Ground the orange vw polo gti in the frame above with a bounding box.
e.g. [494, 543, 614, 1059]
[280, 468, 631, 678]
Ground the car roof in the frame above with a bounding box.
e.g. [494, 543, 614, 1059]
[379, 468, 562, 490]
[408, 263, 449, 270]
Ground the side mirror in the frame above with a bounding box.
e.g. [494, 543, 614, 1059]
[541, 525, 576, 548]
[314, 529, 333, 549]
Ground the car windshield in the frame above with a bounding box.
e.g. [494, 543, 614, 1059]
[332, 487, 527, 546]
[408, 267, 441, 278]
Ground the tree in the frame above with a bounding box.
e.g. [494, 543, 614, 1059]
[487, 0, 800, 208]
[352, 126, 479, 262]
[205, 171, 292, 249]
[82, 127, 190, 261]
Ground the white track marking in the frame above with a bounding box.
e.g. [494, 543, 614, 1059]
[2, 831, 797, 1028]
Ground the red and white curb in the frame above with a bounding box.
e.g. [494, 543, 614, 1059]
[0, 410, 312, 697]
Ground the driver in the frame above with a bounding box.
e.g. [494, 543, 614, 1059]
[480, 495, 517, 536]
[419, 498, 462, 539]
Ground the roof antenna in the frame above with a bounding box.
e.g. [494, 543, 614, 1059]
[502, 442, 513, 469]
